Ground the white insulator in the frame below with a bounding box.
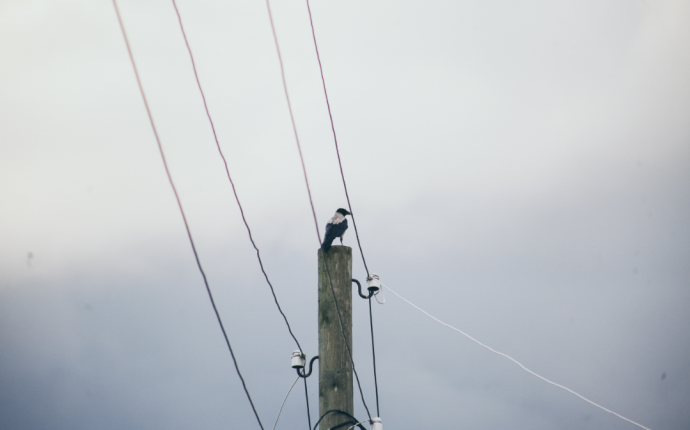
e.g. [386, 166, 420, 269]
[370, 417, 382, 430]
[366, 273, 381, 293]
[291, 350, 305, 369]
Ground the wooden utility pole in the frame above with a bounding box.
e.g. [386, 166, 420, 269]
[318, 246, 354, 430]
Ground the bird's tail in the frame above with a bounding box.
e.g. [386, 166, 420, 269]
[321, 237, 335, 251]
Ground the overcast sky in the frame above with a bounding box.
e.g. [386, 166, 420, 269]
[1, 0, 689, 429]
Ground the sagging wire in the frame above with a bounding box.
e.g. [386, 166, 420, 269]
[347, 420, 368, 430]
[292, 352, 319, 429]
[303, 377, 312, 430]
[354, 277, 382, 417]
[312, 410, 366, 430]
[304, 0, 384, 415]
[303, 4, 383, 414]
[304, 0, 383, 417]
[292, 351, 318, 429]
[264, 0, 373, 419]
[171, 3, 316, 426]
[304, 0, 371, 278]
[382, 283, 654, 430]
[111, 2, 263, 428]
[272, 377, 300, 430]
[373, 287, 385, 305]
[368, 296, 380, 417]
[169, 0, 304, 355]
[320, 253, 373, 420]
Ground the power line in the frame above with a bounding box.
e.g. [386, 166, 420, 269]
[272, 377, 300, 430]
[303, 2, 380, 416]
[303, 376, 312, 430]
[170, 0, 303, 355]
[263, 0, 373, 420]
[312, 410, 367, 430]
[111, 2, 264, 428]
[304, 0, 370, 278]
[368, 297, 380, 417]
[383, 283, 653, 430]
[320, 251, 372, 421]
[264, 0, 320, 242]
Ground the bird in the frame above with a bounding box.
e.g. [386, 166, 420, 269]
[321, 208, 351, 251]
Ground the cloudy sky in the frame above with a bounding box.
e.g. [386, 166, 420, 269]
[1, 0, 689, 429]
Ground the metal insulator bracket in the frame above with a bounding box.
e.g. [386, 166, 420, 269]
[352, 278, 369, 299]
[291, 350, 305, 369]
[366, 274, 381, 295]
[297, 355, 319, 378]
[370, 417, 383, 430]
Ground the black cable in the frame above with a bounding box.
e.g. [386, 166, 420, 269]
[264, 0, 373, 419]
[297, 356, 318, 428]
[355, 280, 381, 417]
[304, 377, 312, 430]
[320, 250, 372, 421]
[329, 421, 357, 430]
[312, 410, 366, 430]
[170, 0, 303, 355]
[368, 297, 380, 417]
[304, 0, 370, 278]
[111, 2, 264, 428]
[298, 356, 319, 378]
[303, 3, 382, 416]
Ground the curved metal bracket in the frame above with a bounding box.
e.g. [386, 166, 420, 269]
[312, 410, 367, 430]
[297, 355, 319, 378]
[353, 278, 370, 299]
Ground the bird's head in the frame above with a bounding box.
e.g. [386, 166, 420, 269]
[336, 208, 351, 216]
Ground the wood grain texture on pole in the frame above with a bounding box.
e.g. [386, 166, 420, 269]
[318, 246, 353, 430]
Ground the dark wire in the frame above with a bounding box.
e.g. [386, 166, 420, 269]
[304, 1, 381, 416]
[312, 410, 367, 430]
[111, 2, 264, 428]
[264, 0, 321, 244]
[170, 0, 303, 355]
[368, 297, 380, 417]
[304, 377, 312, 430]
[320, 251, 372, 421]
[304, 0, 370, 278]
[264, 0, 372, 419]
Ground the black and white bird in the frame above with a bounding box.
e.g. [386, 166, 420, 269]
[321, 208, 351, 251]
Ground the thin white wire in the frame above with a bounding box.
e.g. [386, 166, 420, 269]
[373, 286, 386, 305]
[381, 283, 653, 430]
[272, 376, 300, 430]
[346, 419, 368, 430]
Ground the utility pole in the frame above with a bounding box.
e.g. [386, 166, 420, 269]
[318, 246, 354, 430]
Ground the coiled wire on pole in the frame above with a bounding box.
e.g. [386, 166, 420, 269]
[312, 410, 366, 430]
